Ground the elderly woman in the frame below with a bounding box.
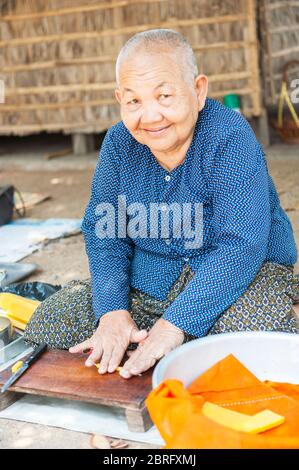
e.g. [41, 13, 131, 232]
[24, 29, 299, 379]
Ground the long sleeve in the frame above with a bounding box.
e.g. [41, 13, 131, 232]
[81, 128, 134, 320]
[163, 127, 271, 337]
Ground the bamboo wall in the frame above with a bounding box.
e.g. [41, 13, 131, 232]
[259, 0, 299, 106]
[0, 0, 262, 136]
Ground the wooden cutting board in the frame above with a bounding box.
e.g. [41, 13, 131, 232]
[0, 349, 154, 432]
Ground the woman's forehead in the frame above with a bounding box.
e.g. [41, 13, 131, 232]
[118, 54, 186, 92]
[122, 80, 175, 95]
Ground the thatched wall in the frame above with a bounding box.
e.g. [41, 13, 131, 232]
[0, 0, 262, 136]
[259, 0, 299, 106]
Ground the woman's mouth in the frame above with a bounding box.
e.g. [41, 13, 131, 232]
[142, 124, 172, 137]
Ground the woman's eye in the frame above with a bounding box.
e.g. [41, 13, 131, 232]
[160, 94, 171, 99]
[128, 99, 139, 105]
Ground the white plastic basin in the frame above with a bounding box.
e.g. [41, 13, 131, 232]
[152, 331, 299, 388]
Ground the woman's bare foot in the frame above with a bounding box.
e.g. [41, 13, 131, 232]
[293, 303, 299, 320]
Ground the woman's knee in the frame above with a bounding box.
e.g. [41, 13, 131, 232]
[24, 279, 96, 349]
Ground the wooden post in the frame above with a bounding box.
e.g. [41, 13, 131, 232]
[245, 0, 262, 117]
[256, 109, 270, 148]
[72, 133, 95, 155]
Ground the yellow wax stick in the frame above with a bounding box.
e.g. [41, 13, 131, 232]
[11, 360, 24, 374]
[95, 363, 122, 372]
[202, 401, 285, 434]
[94, 363, 142, 376]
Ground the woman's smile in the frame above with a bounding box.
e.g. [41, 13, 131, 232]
[142, 123, 172, 137]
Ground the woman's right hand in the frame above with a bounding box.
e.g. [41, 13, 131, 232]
[69, 310, 148, 374]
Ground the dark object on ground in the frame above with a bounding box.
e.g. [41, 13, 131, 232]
[0, 281, 61, 301]
[0, 185, 15, 226]
[0, 186, 26, 227]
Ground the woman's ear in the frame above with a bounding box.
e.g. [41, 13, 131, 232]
[194, 75, 208, 111]
[115, 88, 122, 104]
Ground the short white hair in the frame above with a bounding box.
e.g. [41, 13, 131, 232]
[115, 29, 198, 86]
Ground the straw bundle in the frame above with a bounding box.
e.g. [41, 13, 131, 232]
[0, 0, 262, 136]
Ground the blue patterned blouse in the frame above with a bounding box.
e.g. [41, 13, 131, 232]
[81, 98, 297, 337]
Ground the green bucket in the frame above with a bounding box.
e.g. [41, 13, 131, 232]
[223, 94, 241, 112]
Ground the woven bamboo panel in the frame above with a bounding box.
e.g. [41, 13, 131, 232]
[0, 0, 262, 136]
[259, 0, 299, 106]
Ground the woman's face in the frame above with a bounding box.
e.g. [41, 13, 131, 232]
[115, 51, 208, 155]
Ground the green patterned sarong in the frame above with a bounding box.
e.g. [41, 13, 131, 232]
[24, 261, 299, 349]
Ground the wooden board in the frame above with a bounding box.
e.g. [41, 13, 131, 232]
[0, 349, 154, 432]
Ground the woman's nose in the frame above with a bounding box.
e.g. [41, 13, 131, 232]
[140, 104, 163, 124]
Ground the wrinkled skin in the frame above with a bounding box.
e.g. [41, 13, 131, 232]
[69, 310, 148, 373]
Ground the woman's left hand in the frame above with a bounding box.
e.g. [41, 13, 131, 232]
[119, 318, 184, 379]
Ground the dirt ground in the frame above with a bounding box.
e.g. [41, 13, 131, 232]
[0, 166, 93, 285]
[0, 135, 298, 448]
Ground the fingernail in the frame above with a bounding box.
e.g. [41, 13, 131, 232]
[85, 360, 93, 367]
[120, 369, 130, 378]
[99, 367, 106, 374]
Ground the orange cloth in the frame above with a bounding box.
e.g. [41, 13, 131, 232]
[146, 354, 299, 448]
